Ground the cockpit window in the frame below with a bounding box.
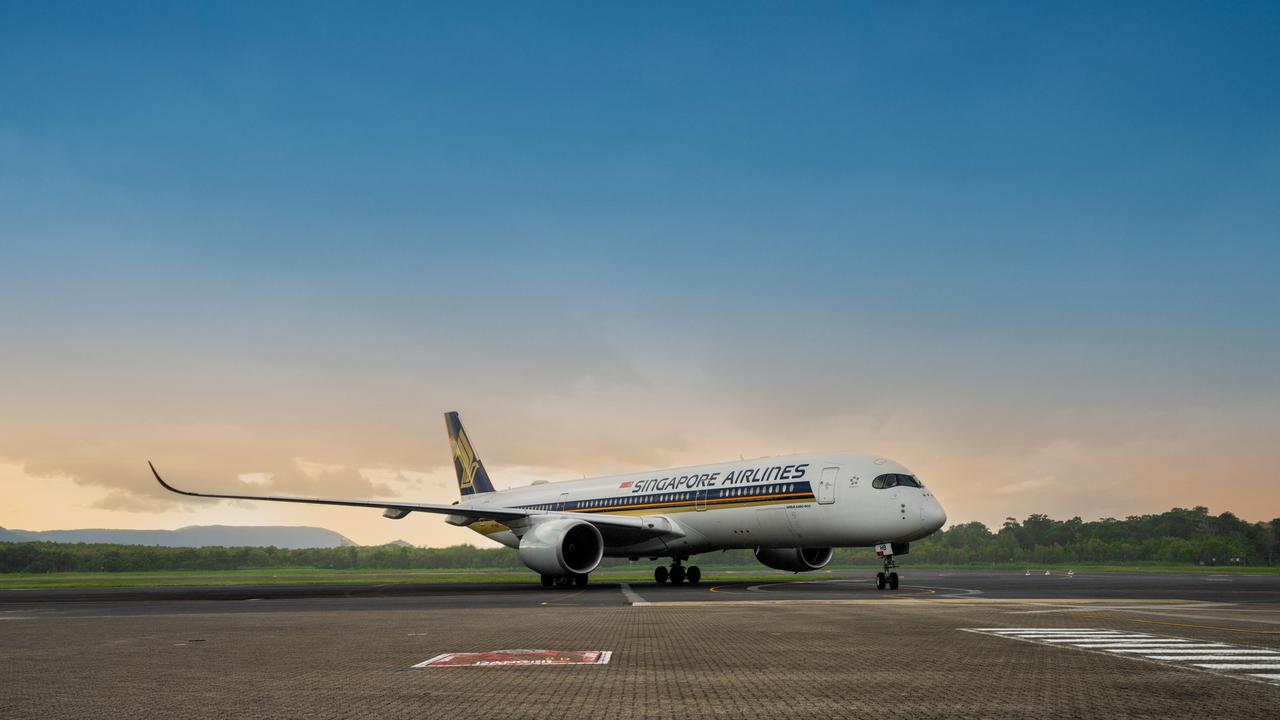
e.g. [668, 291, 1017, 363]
[871, 473, 922, 489]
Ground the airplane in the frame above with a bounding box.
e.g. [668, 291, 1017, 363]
[150, 411, 947, 589]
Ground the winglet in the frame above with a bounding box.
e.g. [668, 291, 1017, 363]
[150, 461, 198, 497]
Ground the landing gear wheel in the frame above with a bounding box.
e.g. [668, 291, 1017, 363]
[574, 573, 589, 588]
[686, 566, 702, 585]
[670, 565, 686, 584]
[540, 574, 554, 588]
[654, 566, 669, 584]
[878, 554, 899, 590]
[555, 576, 575, 587]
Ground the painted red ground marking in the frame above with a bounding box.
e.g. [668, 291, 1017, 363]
[412, 649, 612, 668]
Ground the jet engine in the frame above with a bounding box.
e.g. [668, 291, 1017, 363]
[754, 546, 834, 572]
[518, 518, 604, 576]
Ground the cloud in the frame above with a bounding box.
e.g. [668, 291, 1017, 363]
[261, 461, 395, 498]
[1, 325, 1279, 537]
[992, 477, 1053, 496]
[89, 489, 182, 513]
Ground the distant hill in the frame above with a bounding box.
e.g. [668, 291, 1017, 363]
[0, 525, 356, 549]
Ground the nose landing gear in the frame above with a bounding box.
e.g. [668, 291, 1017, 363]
[875, 567, 899, 590]
[874, 543, 901, 590]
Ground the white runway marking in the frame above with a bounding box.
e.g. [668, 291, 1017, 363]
[1138, 649, 1278, 656]
[1193, 663, 1280, 670]
[1039, 636, 1163, 642]
[963, 628, 1280, 687]
[619, 583, 648, 606]
[1147, 655, 1280, 661]
[1069, 641, 1203, 648]
[1107, 645, 1232, 653]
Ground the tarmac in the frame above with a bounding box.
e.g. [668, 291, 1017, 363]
[3, 569, 1279, 718]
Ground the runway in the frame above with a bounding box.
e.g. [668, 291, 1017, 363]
[3, 570, 1278, 718]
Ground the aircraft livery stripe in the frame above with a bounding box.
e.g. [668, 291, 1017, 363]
[568, 491, 813, 514]
[511, 482, 816, 515]
[467, 488, 813, 535]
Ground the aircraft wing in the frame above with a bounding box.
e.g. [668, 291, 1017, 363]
[149, 462, 678, 543]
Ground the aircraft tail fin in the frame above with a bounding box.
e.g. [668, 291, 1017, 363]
[445, 411, 495, 496]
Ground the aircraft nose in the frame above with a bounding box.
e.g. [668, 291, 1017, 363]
[922, 496, 947, 533]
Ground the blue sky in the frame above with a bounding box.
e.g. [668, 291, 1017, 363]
[1, 2, 1278, 544]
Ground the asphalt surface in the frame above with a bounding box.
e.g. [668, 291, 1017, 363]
[3, 570, 1279, 718]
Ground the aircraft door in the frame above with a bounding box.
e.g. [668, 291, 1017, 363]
[817, 466, 838, 504]
[695, 489, 708, 511]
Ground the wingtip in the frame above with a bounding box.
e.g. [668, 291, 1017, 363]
[149, 461, 180, 494]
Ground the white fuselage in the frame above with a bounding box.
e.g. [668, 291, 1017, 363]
[460, 452, 947, 556]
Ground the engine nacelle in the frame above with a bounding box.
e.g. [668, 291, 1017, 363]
[754, 546, 834, 573]
[518, 519, 604, 576]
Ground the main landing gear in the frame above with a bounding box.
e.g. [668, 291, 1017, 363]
[540, 573, 589, 588]
[654, 557, 701, 585]
[875, 557, 900, 591]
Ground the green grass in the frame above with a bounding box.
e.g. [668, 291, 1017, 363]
[0, 568, 527, 589]
[0, 563, 1273, 589]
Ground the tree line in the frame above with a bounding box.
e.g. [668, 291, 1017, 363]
[2, 506, 1277, 573]
[895, 506, 1279, 567]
